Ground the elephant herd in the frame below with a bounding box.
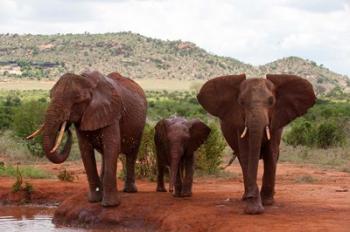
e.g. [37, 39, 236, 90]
[27, 70, 316, 215]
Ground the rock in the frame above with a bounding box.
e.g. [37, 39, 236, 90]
[53, 192, 157, 230]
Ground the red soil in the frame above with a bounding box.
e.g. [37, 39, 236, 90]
[0, 161, 349, 231]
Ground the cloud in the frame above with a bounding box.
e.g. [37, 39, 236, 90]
[0, 0, 349, 76]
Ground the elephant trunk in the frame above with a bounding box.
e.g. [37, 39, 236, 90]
[169, 146, 183, 193]
[245, 110, 268, 198]
[42, 103, 72, 164]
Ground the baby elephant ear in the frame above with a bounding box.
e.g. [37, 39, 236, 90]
[197, 74, 246, 118]
[80, 71, 123, 131]
[267, 74, 316, 130]
[188, 120, 211, 152]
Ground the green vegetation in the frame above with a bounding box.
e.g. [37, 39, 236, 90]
[0, 88, 349, 179]
[196, 122, 227, 174]
[294, 175, 319, 184]
[284, 99, 349, 148]
[0, 163, 51, 179]
[57, 168, 76, 182]
[134, 123, 157, 180]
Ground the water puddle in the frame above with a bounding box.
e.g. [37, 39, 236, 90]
[0, 205, 135, 232]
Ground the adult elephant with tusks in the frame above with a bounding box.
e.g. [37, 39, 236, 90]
[27, 70, 147, 207]
[197, 74, 316, 214]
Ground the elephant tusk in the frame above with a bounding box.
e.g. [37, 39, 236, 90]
[240, 126, 247, 138]
[266, 126, 271, 140]
[26, 124, 44, 140]
[50, 121, 67, 153]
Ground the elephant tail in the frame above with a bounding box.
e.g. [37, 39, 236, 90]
[224, 152, 237, 169]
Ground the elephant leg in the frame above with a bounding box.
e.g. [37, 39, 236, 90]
[77, 134, 102, 203]
[181, 154, 194, 197]
[123, 150, 138, 193]
[261, 150, 278, 206]
[156, 162, 167, 192]
[100, 158, 104, 190]
[237, 154, 249, 201]
[101, 124, 121, 207]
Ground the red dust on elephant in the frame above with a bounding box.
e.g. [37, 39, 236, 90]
[27, 70, 147, 207]
[154, 117, 211, 197]
[197, 74, 316, 214]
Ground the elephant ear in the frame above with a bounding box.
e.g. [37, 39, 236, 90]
[188, 120, 211, 152]
[197, 74, 246, 119]
[267, 74, 316, 130]
[80, 70, 123, 131]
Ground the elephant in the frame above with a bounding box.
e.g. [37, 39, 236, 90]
[197, 74, 316, 214]
[27, 70, 147, 207]
[154, 117, 211, 197]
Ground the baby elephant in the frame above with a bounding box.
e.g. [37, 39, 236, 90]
[154, 117, 211, 197]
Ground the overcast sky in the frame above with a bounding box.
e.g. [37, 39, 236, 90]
[1, 0, 349, 76]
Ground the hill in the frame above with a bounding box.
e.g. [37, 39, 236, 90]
[0, 32, 348, 95]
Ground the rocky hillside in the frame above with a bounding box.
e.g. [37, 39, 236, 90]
[0, 32, 348, 95]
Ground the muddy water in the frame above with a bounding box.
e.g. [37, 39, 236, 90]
[0, 206, 128, 232]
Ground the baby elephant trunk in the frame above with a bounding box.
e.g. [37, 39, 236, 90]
[169, 147, 184, 193]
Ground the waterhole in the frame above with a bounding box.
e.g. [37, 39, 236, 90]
[0, 205, 150, 232]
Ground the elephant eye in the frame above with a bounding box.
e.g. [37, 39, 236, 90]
[267, 96, 275, 106]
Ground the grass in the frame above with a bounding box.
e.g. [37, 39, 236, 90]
[0, 165, 52, 179]
[279, 142, 350, 172]
[294, 175, 319, 184]
[0, 131, 35, 162]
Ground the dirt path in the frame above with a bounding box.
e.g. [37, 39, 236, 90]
[0, 161, 349, 231]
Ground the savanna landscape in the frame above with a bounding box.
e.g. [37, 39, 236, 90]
[0, 32, 349, 231]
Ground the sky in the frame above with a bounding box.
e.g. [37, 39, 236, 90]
[1, 0, 349, 76]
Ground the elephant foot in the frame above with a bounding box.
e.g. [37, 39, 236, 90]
[156, 185, 167, 192]
[241, 192, 249, 201]
[123, 183, 138, 193]
[181, 186, 192, 197]
[101, 192, 121, 207]
[244, 198, 264, 215]
[261, 195, 275, 206]
[172, 192, 182, 198]
[181, 191, 192, 197]
[88, 188, 102, 203]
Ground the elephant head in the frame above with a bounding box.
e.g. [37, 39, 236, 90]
[155, 118, 211, 194]
[27, 70, 123, 163]
[197, 74, 316, 211]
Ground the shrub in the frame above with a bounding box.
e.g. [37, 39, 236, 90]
[284, 119, 315, 147]
[135, 123, 157, 180]
[316, 121, 346, 148]
[57, 168, 76, 182]
[119, 123, 157, 181]
[196, 122, 226, 174]
[0, 93, 22, 130]
[12, 100, 48, 157]
[284, 119, 346, 148]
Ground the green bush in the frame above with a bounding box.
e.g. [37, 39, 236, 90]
[0, 93, 22, 130]
[135, 123, 157, 180]
[284, 119, 346, 148]
[12, 100, 48, 157]
[120, 123, 157, 181]
[316, 121, 346, 148]
[196, 122, 226, 174]
[284, 119, 315, 147]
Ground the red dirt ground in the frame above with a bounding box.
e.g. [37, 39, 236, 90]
[0, 161, 349, 231]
